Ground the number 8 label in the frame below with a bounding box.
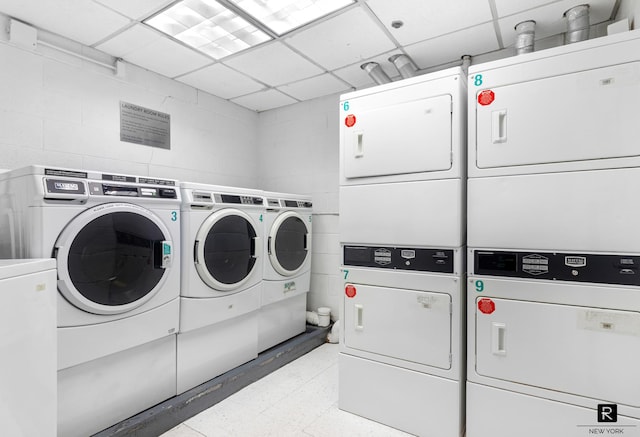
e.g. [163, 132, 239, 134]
[473, 74, 483, 86]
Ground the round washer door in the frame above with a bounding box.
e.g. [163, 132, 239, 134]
[194, 208, 261, 291]
[268, 211, 310, 277]
[55, 202, 173, 315]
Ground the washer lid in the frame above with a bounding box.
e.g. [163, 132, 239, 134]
[194, 208, 261, 291]
[55, 202, 173, 315]
[268, 211, 310, 277]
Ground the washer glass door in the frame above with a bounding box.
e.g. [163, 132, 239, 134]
[55, 203, 172, 314]
[269, 211, 309, 276]
[195, 209, 260, 291]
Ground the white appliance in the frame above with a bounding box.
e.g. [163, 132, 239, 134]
[0, 259, 56, 437]
[0, 166, 180, 437]
[338, 67, 467, 436]
[466, 30, 640, 436]
[178, 182, 264, 394]
[260, 192, 312, 352]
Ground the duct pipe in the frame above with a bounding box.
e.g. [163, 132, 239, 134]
[461, 55, 472, 74]
[514, 20, 536, 55]
[388, 54, 418, 79]
[564, 4, 590, 44]
[360, 62, 392, 85]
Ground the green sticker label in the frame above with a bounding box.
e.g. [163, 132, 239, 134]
[475, 280, 484, 292]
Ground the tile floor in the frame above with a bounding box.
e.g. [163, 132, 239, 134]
[160, 343, 413, 437]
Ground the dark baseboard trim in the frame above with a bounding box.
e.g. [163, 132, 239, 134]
[94, 324, 330, 437]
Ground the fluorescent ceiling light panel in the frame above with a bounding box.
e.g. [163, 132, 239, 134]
[146, 0, 271, 59]
[228, 0, 355, 35]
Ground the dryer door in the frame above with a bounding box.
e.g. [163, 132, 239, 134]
[343, 283, 452, 370]
[194, 208, 261, 292]
[268, 211, 310, 277]
[54, 202, 173, 315]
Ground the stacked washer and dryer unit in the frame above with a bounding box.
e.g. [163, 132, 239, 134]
[338, 68, 467, 436]
[0, 166, 180, 437]
[466, 30, 640, 436]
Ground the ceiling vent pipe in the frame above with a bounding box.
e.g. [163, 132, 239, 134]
[388, 54, 419, 79]
[514, 20, 536, 55]
[564, 4, 590, 44]
[360, 62, 392, 85]
[461, 55, 472, 75]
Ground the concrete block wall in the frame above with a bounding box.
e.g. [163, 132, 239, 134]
[0, 17, 260, 188]
[257, 94, 342, 319]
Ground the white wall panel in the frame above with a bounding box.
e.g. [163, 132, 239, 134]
[257, 95, 341, 312]
[0, 40, 259, 188]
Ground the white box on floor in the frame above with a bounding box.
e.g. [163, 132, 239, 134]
[0, 259, 57, 437]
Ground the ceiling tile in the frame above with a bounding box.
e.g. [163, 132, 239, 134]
[285, 6, 396, 70]
[177, 64, 264, 99]
[124, 36, 213, 78]
[494, 0, 563, 18]
[278, 74, 351, 101]
[0, 0, 131, 46]
[95, 24, 160, 58]
[366, 0, 494, 46]
[223, 42, 323, 86]
[231, 89, 298, 111]
[94, 0, 174, 20]
[405, 22, 500, 70]
[498, 0, 616, 48]
[332, 51, 401, 88]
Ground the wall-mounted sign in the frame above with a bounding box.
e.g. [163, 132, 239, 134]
[120, 101, 170, 149]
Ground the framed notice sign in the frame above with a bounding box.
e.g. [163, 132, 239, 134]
[120, 101, 171, 149]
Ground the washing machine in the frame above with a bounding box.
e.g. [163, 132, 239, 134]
[467, 29, 640, 437]
[338, 67, 467, 436]
[0, 165, 180, 437]
[259, 191, 312, 352]
[178, 182, 264, 394]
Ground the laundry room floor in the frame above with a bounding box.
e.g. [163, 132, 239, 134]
[160, 343, 412, 437]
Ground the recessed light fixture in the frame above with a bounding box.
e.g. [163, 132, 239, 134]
[145, 0, 272, 60]
[228, 0, 355, 35]
[146, 0, 355, 59]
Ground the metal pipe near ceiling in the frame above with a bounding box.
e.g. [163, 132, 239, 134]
[361, 62, 392, 85]
[388, 54, 418, 79]
[564, 4, 590, 44]
[514, 20, 536, 55]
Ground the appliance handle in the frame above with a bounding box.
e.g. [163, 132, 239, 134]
[492, 109, 507, 144]
[154, 240, 172, 269]
[491, 322, 507, 356]
[354, 132, 364, 158]
[304, 233, 311, 251]
[355, 304, 364, 331]
[252, 236, 262, 259]
[267, 236, 272, 255]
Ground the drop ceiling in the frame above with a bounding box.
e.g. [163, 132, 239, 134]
[0, 0, 619, 111]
